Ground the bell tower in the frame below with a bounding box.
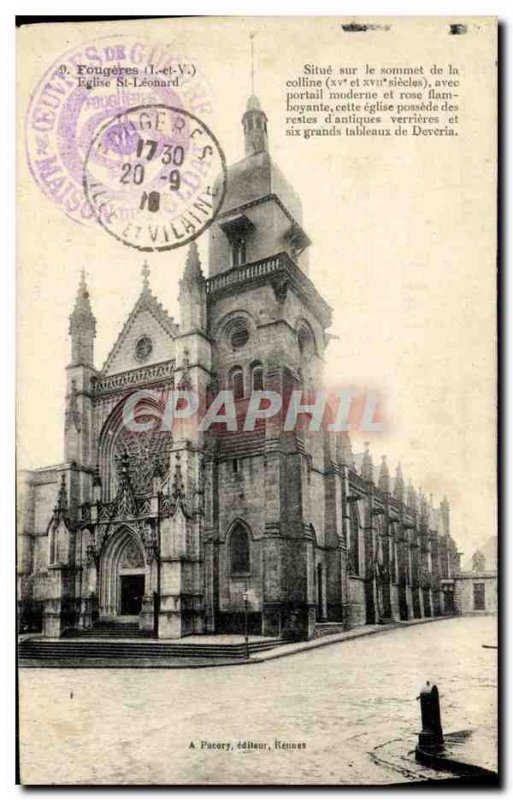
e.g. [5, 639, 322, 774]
[242, 95, 268, 156]
[64, 270, 97, 480]
[203, 91, 336, 641]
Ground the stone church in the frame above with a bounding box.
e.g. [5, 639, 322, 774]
[18, 95, 461, 641]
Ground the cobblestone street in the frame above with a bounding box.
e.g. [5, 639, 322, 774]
[19, 616, 497, 785]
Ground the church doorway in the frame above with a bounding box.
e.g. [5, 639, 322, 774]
[120, 574, 145, 616]
[98, 526, 147, 619]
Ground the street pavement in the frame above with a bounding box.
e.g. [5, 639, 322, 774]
[19, 615, 497, 785]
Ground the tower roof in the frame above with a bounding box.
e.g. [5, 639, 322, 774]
[69, 269, 96, 335]
[246, 94, 262, 112]
[218, 150, 303, 225]
[182, 240, 204, 283]
[215, 93, 303, 222]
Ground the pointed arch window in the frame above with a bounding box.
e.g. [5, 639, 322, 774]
[251, 361, 264, 391]
[231, 236, 246, 267]
[349, 504, 360, 576]
[229, 366, 244, 401]
[230, 523, 251, 575]
[298, 323, 315, 358]
[219, 215, 253, 269]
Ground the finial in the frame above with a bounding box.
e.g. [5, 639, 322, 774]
[406, 479, 417, 510]
[172, 452, 185, 501]
[177, 348, 192, 390]
[250, 33, 256, 95]
[69, 269, 96, 338]
[142, 261, 150, 290]
[393, 462, 404, 502]
[378, 454, 390, 493]
[361, 441, 373, 482]
[116, 446, 131, 476]
[55, 474, 68, 515]
[75, 268, 90, 301]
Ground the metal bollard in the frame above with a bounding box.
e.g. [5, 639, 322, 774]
[417, 681, 444, 751]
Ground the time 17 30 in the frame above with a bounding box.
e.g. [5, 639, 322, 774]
[119, 137, 184, 212]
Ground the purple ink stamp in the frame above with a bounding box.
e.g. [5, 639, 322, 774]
[83, 103, 227, 251]
[25, 35, 215, 228]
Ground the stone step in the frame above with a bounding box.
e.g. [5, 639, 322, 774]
[63, 622, 148, 638]
[19, 637, 288, 661]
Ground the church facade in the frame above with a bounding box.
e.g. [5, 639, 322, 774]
[18, 96, 461, 641]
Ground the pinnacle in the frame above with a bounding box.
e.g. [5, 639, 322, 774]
[184, 241, 203, 279]
[70, 269, 96, 333]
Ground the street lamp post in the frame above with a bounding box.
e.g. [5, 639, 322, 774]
[243, 581, 250, 659]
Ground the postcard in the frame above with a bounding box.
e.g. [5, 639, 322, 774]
[17, 15, 498, 785]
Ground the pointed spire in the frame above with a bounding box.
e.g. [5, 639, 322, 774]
[54, 474, 68, 516]
[406, 479, 417, 510]
[69, 269, 96, 333]
[418, 487, 428, 524]
[440, 496, 450, 535]
[69, 269, 96, 365]
[171, 452, 185, 501]
[393, 463, 404, 502]
[338, 431, 354, 468]
[179, 242, 206, 333]
[361, 442, 373, 482]
[182, 241, 203, 284]
[378, 455, 390, 493]
[113, 446, 138, 515]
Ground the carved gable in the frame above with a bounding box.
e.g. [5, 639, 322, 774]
[101, 290, 179, 376]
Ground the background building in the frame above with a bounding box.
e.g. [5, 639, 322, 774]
[450, 536, 498, 615]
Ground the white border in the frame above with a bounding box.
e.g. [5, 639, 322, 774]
[3, 2, 508, 796]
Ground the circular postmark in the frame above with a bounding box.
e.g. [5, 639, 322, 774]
[25, 35, 215, 227]
[83, 104, 227, 251]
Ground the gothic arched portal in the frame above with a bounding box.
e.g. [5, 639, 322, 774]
[98, 526, 148, 618]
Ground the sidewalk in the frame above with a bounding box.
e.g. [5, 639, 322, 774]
[248, 616, 457, 666]
[20, 615, 458, 669]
